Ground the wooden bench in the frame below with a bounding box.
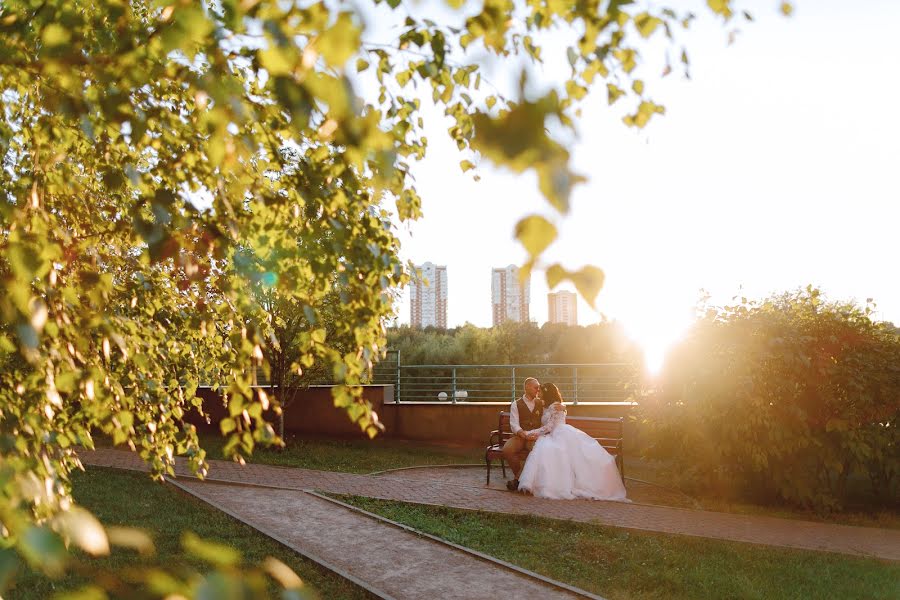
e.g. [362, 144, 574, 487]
[484, 411, 624, 485]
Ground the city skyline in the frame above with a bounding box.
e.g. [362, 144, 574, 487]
[403, 261, 593, 329]
[392, 1, 900, 369]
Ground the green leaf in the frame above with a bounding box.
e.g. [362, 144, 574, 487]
[106, 526, 155, 555]
[21, 526, 67, 577]
[317, 12, 360, 67]
[182, 531, 241, 567]
[220, 417, 237, 434]
[41, 24, 71, 47]
[54, 508, 109, 557]
[259, 47, 295, 76]
[459, 160, 475, 172]
[569, 265, 605, 307]
[514, 215, 557, 258]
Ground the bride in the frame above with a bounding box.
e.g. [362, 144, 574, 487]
[518, 382, 628, 501]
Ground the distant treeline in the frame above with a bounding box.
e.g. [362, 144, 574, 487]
[386, 321, 644, 366]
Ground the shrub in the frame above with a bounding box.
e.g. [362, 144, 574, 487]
[639, 288, 900, 512]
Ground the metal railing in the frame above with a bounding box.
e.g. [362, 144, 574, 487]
[382, 363, 636, 404]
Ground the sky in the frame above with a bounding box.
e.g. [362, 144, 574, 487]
[378, 1, 900, 369]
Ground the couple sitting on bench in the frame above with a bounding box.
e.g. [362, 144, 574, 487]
[499, 378, 628, 501]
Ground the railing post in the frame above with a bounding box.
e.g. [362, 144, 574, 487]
[511, 366, 516, 403]
[573, 366, 578, 405]
[451, 367, 457, 404]
[395, 350, 401, 403]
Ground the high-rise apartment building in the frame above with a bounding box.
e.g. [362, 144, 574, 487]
[491, 265, 530, 326]
[547, 290, 578, 326]
[410, 262, 448, 328]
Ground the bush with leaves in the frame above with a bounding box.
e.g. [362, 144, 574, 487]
[0, 0, 791, 596]
[387, 320, 643, 366]
[640, 288, 900, 512]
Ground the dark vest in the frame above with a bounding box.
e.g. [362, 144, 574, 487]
[516, 397, 543, 431]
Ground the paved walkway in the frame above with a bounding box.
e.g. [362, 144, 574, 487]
[80, 449, 900, 561]
[171, 479, 591, 599]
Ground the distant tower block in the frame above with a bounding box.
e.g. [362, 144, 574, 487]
[410, 262, 448, 329]
[548, 290, 578, 326]
[492, 265, 531, 326]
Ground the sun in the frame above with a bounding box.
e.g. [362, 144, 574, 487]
[620, 310, 691, 376]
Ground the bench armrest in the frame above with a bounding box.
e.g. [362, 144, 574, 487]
[488, 430, 501, 447]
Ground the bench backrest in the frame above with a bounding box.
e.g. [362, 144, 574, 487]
[497, 410, 623, 452]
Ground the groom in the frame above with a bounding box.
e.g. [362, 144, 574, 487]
[502, 377, 543, 491]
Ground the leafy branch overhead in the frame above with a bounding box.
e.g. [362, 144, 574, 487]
[0, 0, 791, 596]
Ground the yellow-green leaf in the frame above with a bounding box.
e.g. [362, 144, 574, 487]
[569, 265, 605, 307]
[515, 215, 557, 258]
[607, 83, 625, 105]
[259, 47, 294, 76]
[54, 507, 109, 557]
[106, 526, 155, 556]
[181, 532, 241, 567]
[707, 0, 733, 19]
[42, 24, 71, 47]
[546, 264, 567, 289]
[317, 12, 360, 67]
[220, 417, 236, 434]
[634, 13, 663, 39]
[613, 49, 637, 73]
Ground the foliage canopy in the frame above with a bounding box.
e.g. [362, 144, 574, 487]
[0, 0, 790, 595]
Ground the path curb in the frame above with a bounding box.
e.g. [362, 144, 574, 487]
[307, 490, 607, 600]
[164, 476, 397, 600]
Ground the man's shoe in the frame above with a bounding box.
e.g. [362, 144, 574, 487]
[506, 479, 519, 491]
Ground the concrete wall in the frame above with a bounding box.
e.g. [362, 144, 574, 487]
[189, 385, 636, 447]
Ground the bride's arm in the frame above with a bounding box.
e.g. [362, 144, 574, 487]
[526, 405, 565, 437]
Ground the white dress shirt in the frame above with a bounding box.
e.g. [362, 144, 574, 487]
[510, 394, 537, 435]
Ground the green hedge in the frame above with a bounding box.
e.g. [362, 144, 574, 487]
[640, 288, 900, 512]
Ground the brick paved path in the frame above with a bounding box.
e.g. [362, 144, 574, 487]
[171, 479, 591, 600]
[80, 449, 900, 561]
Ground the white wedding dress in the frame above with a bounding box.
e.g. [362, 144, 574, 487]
[518, 403, 628, 501]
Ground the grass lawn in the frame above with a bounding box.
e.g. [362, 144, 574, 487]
[624, 457, 900, 530]
[338, 496, 900, 600]
[11, 468, 372, 600]
[192, 433, 898, 529]
[197, 433, 483, 474]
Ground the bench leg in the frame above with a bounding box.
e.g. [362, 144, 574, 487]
[485, 453, 491, 485]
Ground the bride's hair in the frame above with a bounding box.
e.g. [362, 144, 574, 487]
[540, 382, 563, 405]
